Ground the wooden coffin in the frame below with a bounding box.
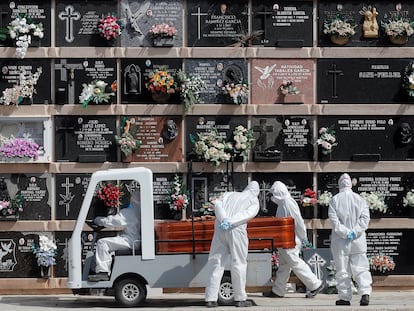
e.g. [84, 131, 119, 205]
[154, 216, 295, 254]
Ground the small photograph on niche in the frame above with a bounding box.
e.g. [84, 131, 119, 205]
[55, 58, 117, 106]
[0, 1, 51, 54]
[55, 0, 119, 47]
[185, 59, 248, 104]
[0, 117, 51, 163]
[120, 0, 183, 47]
[251, 59, 313, 105]
[251, 1, 313, 47]
[120, 58, 182, 104]
[0, 59, 51, 105]
[187, 0, 248, 47]
[117, 116, 182, 162]
[55, 115, 117, 163]
[251, 116, 313, 162]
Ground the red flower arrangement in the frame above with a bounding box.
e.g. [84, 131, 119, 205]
[166, 175, 189, 212]
[301, 188, 317, 206]
[98, 15, 123, 41]
[96, 182, 123, 208]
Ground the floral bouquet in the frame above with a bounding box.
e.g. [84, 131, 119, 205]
[402, 61, 414, 98]
[360, 191, 388, 214]
[0, 14, 44, 59]
[79, 80, 116, 108]
[301, 188, 317, 206]
[0, 135, 40, 160]
[0, 194, 24, 217]
[145, 68, 178, 94]
[148, 22, 177, 38]
[32, 235, 57, 267]
[271, 250, 280, 271]
[176, 70, 206, 112]
[115, 132, 141, 157]
[403, 189, 414, 207]
[0, 67, 42, 106]
[190, 128, 232, 167]
[317, 126, 338, 155]
[279, 80, 299, 96]
[381, 15, 414, 39]
[166, 175, 189, 212]
[318, 191, 333, 206]
[98, 15, 123, 41]
[96, 182, 124, 209]
[323, 14, 357, 38]
[369, 254, 396, 273]
[231, 125, 254, 161]
[221, 81, 249, 105]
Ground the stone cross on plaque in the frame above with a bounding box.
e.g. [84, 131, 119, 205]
[59, 177, 75, 217]
[327, 63, 344, 99]
[56, 60, 84, 104]
[307, 252, 327, 280]
[191, 7, 208, 40]
[253, 119, 274, 152]
[58, 5, 81, 43]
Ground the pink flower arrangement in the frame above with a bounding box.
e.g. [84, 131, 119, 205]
[301, 188, 318, 206]
[149, 23, 177, 38]
[369, 254, 396, 273]
[98, 15, 122, 41]
[0, 137, 40, 160]
[317, 126, 338, 155]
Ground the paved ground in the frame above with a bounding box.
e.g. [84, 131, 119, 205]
[0, 290, 413, 311]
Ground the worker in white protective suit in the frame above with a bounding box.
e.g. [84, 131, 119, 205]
[263, 181, 323, 299]
[88, 190, 141, 282]
[329, 173, 372, 306]
[205, 181, 260, 308]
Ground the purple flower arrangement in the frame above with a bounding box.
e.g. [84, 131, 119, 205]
[0, 137, 40, 160]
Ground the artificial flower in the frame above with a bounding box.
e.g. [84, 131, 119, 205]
[148, 22, 177, 38]
[96, 182, 124, 208]
[279, 80, 299, 96]
[318, 191, 333, 206]
[381, 15, 414, 38]
[98, 15, 123, 41]
[0, 134, 40, 160]
[145, 68, 178, 94]
[402, 61, 414, 98]
[317, 126, 338, 155]
[369, 254, 395, 273]
[403, 189, 414, 207]
[176, 70, 206, 112]
[360, 191, 388, 214]
[79, 80, 115, 108]
[0, 194, 24, 217]
[166, 175, 189, 212]
[32, 235, 57, 267]
[323, 14, 357, 38]
[301, 188, 317, 206]
[221, 81, 249, 105]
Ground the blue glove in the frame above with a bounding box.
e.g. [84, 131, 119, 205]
[220, 218, 232, 231]
[347, 231, 356, 241]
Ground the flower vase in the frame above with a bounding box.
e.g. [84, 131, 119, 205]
[318, 205, 329, 219]
[409, 207, 414, 218]
[40, 265, 50, 279]
[152, 36, 174, 47]
[319, 149, 332, 162]
[370, 210, 382, 219]
[389, 35, 408, 45]
[121, 153, 133, 163]
[330, 35, 350, 45]
[301, 205, 314, 219]
[152, 92, 170, 103]
[282, 94, 305, 104]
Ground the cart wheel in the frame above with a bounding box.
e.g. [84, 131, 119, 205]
[114, 277, 147, 307]
[218, 275, 234, 306]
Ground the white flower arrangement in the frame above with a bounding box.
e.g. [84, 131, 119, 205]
[176, 70, 206, 112]
[166, 175, 189, 212]
[0, 67, 42, 106]
[79, 80, 116, 108]
[323, 14, 357, 38]
[403, 61, 414, 98]
[381, 15, 414, 38]
[403, 189, 414, 208]
[232, 125, 254, 160]
[6, 14, 44, 59]
[32, 235, 57, 267]
[360, 191, 388, 214]
[317, 126, 338, 155]
[318, 191, 333, 206]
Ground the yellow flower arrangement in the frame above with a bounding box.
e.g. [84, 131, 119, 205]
[145, 68, 178, 94]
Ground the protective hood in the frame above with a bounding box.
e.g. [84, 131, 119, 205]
[243, 181, 260, 197]
[270, 181, 290, 204]
[338, 173, 352, 190]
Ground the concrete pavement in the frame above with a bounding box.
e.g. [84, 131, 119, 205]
[0, 290, 413, 310]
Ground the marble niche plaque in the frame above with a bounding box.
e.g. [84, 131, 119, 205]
[187, 0, 248, 47]
[317, 58, 409, 103]
[55, 0, 118, 47]
[0, 59, 51, 105]
[252, 172, 314, 217]
[120, 0, 183, 47]
[251, 59, 313, 105]
[318, 1, 414, 47]
[55, 116, 117, 162]
[55, 58, 116, 105]
[185, 115, 248, 162]
[318, 116, 414, 161]
[0, 117, 52, 163]
[0, 1, 51, 47]
[252, 116, 313, 162]
[125, 116, 182, 162]
[55, 173, 91, 220]
[185, 59, 248, 104]
[252, 1, 313, 47]
[153, 173, 185, 219]
[191, 172, 248, 215]
[318, 172, 414, 218]
[120, 58, 182, 104]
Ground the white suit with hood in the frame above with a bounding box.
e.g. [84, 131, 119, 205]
[269, 181, 322, 296]
[205, 181, 260, 303]
[329, 173, 372, 302]
[94, 190, 141, 275]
